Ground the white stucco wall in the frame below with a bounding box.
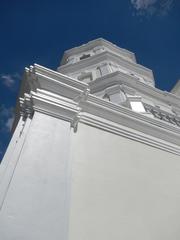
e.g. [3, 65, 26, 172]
[1, 115, 180, 240]
[0, 112, 71, 240]
[68, 123, 180, 240]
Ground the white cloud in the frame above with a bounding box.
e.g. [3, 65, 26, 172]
[0, 106, 13, 117]
[131, 0, 157, 10]
[0, 73, 20, 89]
[1, 74, 15, 88]
[0, 106, 14, 132]
[5, 116, 14, 132]
[131, 0, 174, 15]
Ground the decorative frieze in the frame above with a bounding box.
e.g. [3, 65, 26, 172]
[144, 104, 180, 127]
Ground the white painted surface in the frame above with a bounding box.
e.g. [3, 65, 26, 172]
[1, 38, 180, 240]
[60, 38, 136, 66]
[130, 101, 146, 112]
[0, 117, 32, 209]
[0, 116, 25, 183]
[68, 123, 180, 240]
[0, 112, 71, 240]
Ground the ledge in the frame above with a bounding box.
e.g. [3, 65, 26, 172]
[16, 64, 180, 155]
[58, 51, 154, 83]
[89, 71, 180, 110]
[60, 38, 136, 65]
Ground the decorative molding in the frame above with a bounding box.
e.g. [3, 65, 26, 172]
[89, 71, 180, 111]
[77, 94, 180, 146]
[79, 112, 180, 156]
[60, 38, 136, 65]
[19, 94, 34, 120]
[15, 64, 180, 155]
[58, 51, 154, 83]
[31, 89, 80, 125]
[144, 104, 180, 127]
[25, 64, 88, 99]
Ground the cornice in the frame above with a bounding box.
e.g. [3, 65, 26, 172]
[22, 89, 180, 155]
[79, 113, 180, 155]
[89, 71, 180, 110]
[77, 94, 180, 145]
[31, 90, 80, 123]
[25, 64, 88, 99]
[58, 51, 154, 82]
[17, 64, 180, 155]
[61, 38, 136, 65]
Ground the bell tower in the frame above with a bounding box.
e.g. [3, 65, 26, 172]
[58, 38, 155, 113]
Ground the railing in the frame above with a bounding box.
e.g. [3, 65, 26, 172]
[144, 104, 180, 127]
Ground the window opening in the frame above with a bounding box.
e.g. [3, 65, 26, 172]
[80, 54, 91, 60]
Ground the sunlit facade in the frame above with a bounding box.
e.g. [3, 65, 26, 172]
[0, 39, 180, 240]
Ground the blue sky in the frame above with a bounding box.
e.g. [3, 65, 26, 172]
[0, 0, 180, 161]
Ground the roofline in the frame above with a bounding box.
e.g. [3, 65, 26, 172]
[60, 38, 136, 65]
[58, 51, 154, 83]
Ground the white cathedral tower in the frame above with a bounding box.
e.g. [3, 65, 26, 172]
[0, 38, 180, 240]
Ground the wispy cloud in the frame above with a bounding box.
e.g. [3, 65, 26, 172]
[131, 0, 157, 10]
[0, 73, 20, 90]
[0, 105, 14, 132]
[5, 116, 14, 132]
[131, 0, 174, 16]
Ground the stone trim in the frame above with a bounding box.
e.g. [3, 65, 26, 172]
[15, 64, 180, 155]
